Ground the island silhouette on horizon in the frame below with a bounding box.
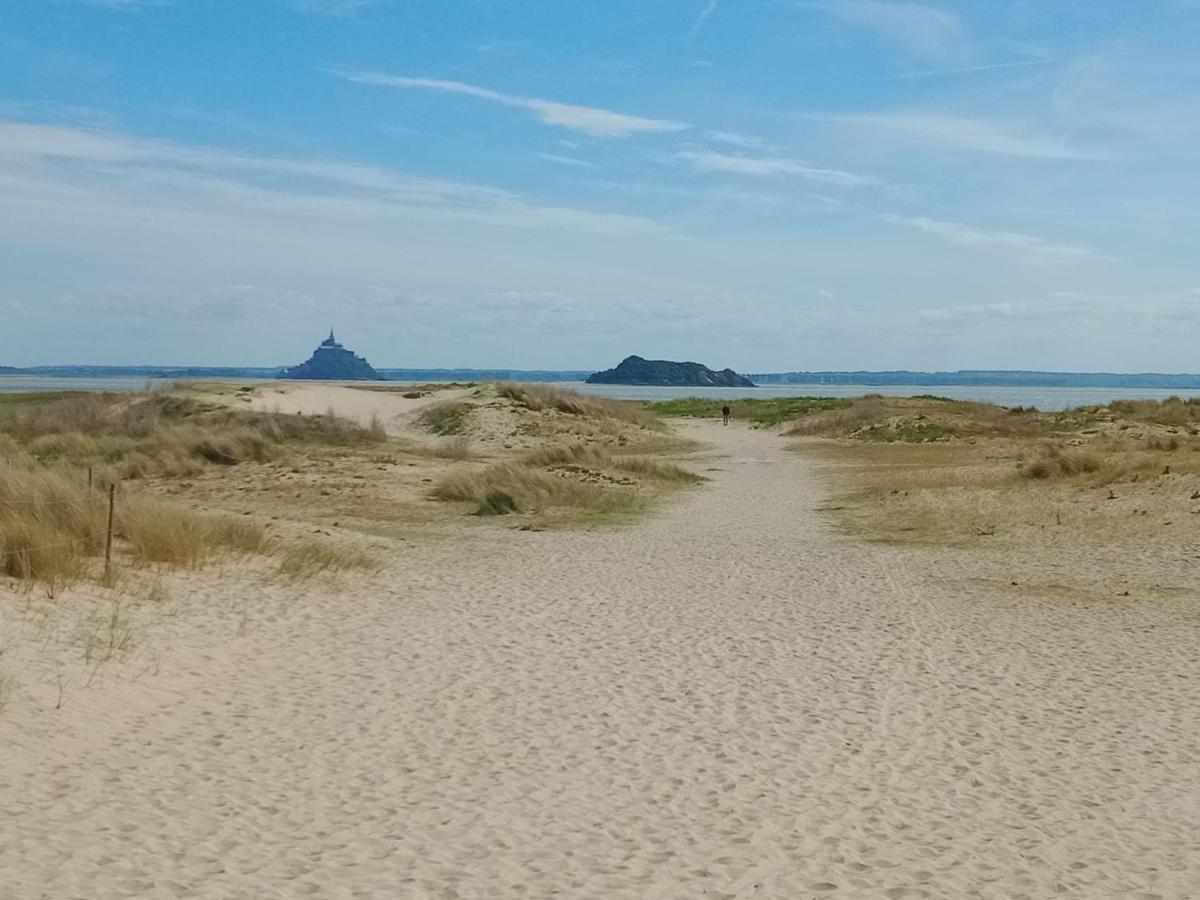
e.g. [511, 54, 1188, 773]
[279, 331, 381, 381]
[586, 355, 755, 388]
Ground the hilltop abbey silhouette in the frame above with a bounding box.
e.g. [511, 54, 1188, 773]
[279, 331, 381, 381]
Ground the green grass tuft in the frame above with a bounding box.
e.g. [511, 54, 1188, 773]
[476, 490, 519, 516]
[417, 401, 471, 435]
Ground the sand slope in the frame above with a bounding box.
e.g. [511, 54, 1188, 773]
[3, 422, 1199, 898]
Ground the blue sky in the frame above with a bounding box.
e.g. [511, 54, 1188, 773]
[2, 0, 1198, 370]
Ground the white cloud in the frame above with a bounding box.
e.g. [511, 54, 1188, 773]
[680, 149, 880, 187]
[533, 152, 599, 169]
[55, 0, 157, 7]
[337, 72, 689, 138]
[690, 0, 720, 36]
[706, 130, 767, 148]
[827, 1, 970, 63]
[831, 111, 1114, 160]
[885, 215, 1097, 261]
[918, 299, 1083, 324]
[293, 0, 379, 14]
[0, 121, 667, 237]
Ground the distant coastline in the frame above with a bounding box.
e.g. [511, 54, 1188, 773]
[5, 366, 1200, 389]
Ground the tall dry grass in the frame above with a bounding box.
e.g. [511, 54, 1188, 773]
[277, 539, 376, 579]
[495, 382, 654, 427]
[119, 501, 269, 568]
[417, 400, 471, 436]
[0, 464, 106, 587]
[0, 456, 270, 587]
[431, 441, 699, 519]
[0, 392, 385, 479]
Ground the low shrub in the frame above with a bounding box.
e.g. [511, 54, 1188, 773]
[476, 490, 519, 516]
[417, 401, 471, 436]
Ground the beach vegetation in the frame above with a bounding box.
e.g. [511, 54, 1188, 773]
[495, 382, 655, 427]
[648, 396, 851, 428]
[431, 441, 698, 524]
[0, 391, 385, 479]
[277, 539, 377, 579]
[417, 400, 471, 435]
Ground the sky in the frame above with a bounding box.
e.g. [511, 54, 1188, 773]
[1, 1, 1199, 371]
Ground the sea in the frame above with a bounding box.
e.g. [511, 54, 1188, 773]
[4, 375, 1200, 412]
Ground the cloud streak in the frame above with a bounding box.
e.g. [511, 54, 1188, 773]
[826, 1, 970, 63]
[293, 0, 380, 14]
[0, 121, 667, 237]
[337, 72, 689, 138]
[831, 110, 1115, 160]
[680, 149, 880, 187]
[690, 0, 720, 36]
[885, 215, 1098, 261]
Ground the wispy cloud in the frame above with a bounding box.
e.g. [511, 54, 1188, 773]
[680, 149, 880, 187]
[918, 297, 1092, 324]
[293, 0, 379, 14]
[826, 1, 970, 63]
[533, 152, 599, 169]
[0, 121, 667, 237]
[55, 0, 158, 8]
[336, 72, 689, 138]
[885, 214, 1097, 261]
[870, 59, 1053, 82]
[690, 0, 720, 36]
[706, 130, 767, 148]
[831, 111, 1115, 160]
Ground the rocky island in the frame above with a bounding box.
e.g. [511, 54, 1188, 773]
[586, 355, 755, 387]
[279, 331, 381, 381]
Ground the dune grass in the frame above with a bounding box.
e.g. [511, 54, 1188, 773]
[431, 441, 699, 523]
[0, 457, 272, 588]
[417, 400, 471, 436]
[119, 501, 269, 568]
[0, 391, 386, 480]
[495, 382, 655, 427]
[277, 539, 377, 579]
[649, 396, 851, 428]
[794, 396, 1200, 547]
[0, 464, 107, 588]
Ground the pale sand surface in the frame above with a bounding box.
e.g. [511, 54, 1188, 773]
[3, 421, 1200, 898]
[242, 382, 474, 432]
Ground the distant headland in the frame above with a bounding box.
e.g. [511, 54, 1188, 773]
[279, 331, 380, 381]
[586, 355, 755, 388]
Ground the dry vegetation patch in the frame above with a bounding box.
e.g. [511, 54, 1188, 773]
[430, 440, 702, 523]
[495, 382, 654, 427]
[791, 395, 1200, 551]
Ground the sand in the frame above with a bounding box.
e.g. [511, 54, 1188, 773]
[3, 421, 1199, 898]
[241, 382, 474, 433]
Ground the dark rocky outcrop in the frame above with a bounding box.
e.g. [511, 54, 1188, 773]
[586, 355, 755, 387]
[279, 332, 381, 381]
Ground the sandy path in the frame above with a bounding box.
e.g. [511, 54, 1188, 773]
[3, 422, 1199, 898]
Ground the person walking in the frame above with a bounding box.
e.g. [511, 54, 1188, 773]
[722, 405, 731, 426]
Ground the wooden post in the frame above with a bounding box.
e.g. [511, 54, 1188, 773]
[104, 483, 116, 580]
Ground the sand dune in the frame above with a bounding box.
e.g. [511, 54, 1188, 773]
[3, 421, 1199, 898]
[242, 382, 473, 433]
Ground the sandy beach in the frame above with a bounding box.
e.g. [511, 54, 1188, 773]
[3, 418, 1199, 898]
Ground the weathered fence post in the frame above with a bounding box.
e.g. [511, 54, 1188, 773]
[104, 483, 116, 580]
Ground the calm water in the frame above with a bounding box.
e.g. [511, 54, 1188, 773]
[4, 375, 1200, 412]
[567, 382, 1200, 411]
